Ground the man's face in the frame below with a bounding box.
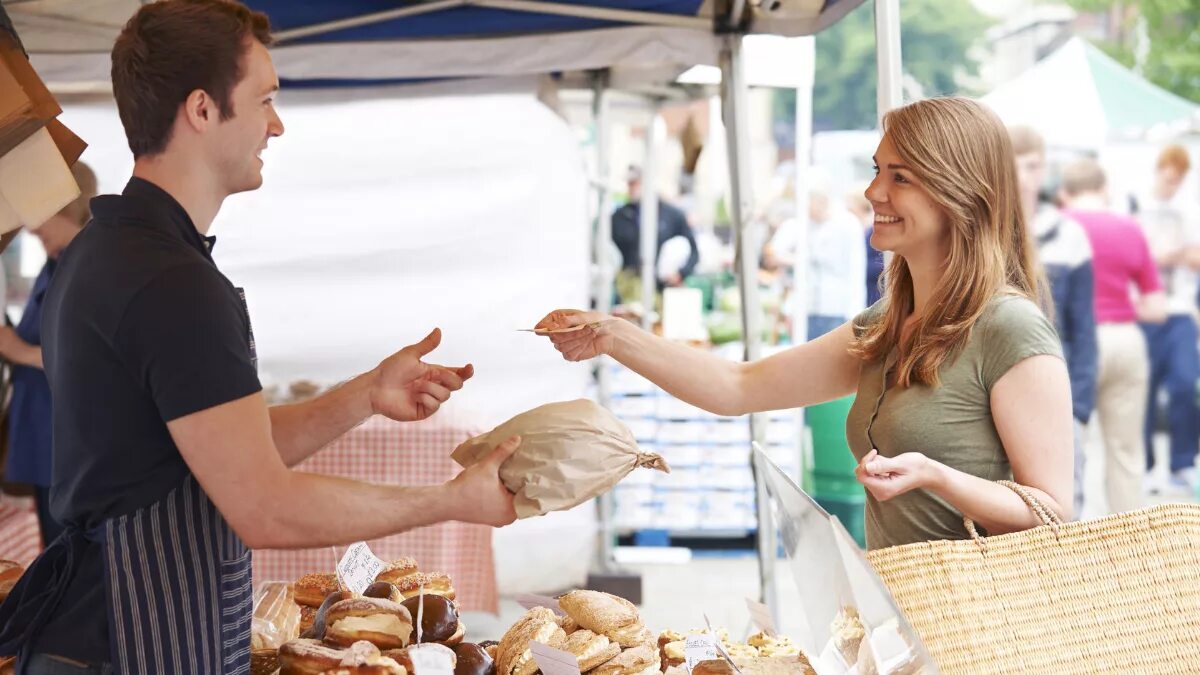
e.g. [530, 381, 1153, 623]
[1156, 166, 1185, 200]
[210, 39, 284, 196]
[1014, 151, 1045, 208]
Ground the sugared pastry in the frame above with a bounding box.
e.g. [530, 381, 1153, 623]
[364, 582, 404, 603]
[557, 590, 639, 636]
[591, 644, 660, 675]
[320, 640, 408, 674]
[375, 558, 420, 585]
[562, 629, 621, 672]
[606, 622, 654, 648]
[325, 597, 415, 650]
[279, 637, 347, 675]
[395, 572, 456, 601]
[401, 594, 464, 646]
[558, 613, 580, 634]
[496, 607, 567, 675]
[723, 643, 759, 661]
[453, 643, 495, 675]
[660, 639, 686, 670]
[303, 590, 356, 640]
[295, 573, 342, 607]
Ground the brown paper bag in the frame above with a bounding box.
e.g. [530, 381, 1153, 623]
[451, 399, 669, 518]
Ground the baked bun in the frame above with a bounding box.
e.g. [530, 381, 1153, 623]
[452, 643, 495, 675]
[606, 622, 653, 648]
[402, 594, 462, 645]
[496, 607, 566, 675]
[295, 573, 342, 608]
[303, 590, 356, 640]
[279, 637, 346, 675]
[325, 598, 414, 650]
[318, 640, 407, 674]
[251, 648, 280, 675]
[364, 582, 404, 603]
[562, 629, 621, 671]
[591, 644, 660, 675]
[395, 572, 456, 601]
[375, 558, 420, 585]
[557, 590, 639, 635]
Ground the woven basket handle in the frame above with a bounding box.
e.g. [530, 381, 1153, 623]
[963, 480, 1063, 547]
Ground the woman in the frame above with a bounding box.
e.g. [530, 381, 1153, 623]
[0, 161, 96, 546]
[537, 98, 1074, 549]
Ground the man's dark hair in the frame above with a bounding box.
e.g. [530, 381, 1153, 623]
[111, 0, 272, 158]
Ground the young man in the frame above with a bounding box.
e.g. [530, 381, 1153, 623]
[0, 3, 520, 673]
[1008, 126, 1098, 517]
[1060, 158, 1166, 515]
[1131, 145, 1200, 493]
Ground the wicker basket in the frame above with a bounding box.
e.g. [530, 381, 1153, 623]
[866, 481, 1200, 674]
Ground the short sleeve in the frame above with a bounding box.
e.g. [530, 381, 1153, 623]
[1133, 229, 1163, 294]
[114, 263, 262, 422]
[980, 296, 1064, 391]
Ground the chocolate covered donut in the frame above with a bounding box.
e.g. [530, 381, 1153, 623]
[402, 594, 461, 645]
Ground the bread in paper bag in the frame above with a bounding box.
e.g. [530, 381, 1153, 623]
[451, 399, 669, 518]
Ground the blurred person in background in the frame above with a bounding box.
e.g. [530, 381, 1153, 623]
[0, 161, 96, 547]
[764, 172, 866, 340]
[1009, 126, 1097, 517]
[848, 186, 886, 306]
[611, 166, 699, 304]
[1129, 145, 1200, 493]
[1061, 158, 1166, 514]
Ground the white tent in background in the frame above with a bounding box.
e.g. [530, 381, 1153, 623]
[983, 36, 1199, 149]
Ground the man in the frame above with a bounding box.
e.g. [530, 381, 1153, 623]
[1060, 158, 1166, 515]
[611, 166, 699, 303]
[1009, 126, 1098, 517]
[1130, 145, 1200, 493]
[0, 3, 519, 673]
[846, 186, 885, 306]
[764, 179, 866, 340]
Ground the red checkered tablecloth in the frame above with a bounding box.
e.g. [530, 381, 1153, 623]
[0, 494, 42, 565]
[251, 409, 499, 613]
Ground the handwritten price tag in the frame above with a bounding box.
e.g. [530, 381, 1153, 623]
[745, 598, 777, 636]
[336, 542, 386, 595]
[530, 641, 581, 675]
[684, 634, 719, 672]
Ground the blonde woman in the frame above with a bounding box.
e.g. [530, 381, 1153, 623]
[536, 98, 1074, 549]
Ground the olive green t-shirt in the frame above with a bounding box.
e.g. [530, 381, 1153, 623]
[847, 294, 1063, 550]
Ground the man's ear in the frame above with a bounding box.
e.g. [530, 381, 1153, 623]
[181, 89, 215, 134]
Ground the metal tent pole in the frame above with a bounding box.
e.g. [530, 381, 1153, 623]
[638, 104, 662, 330]
[874, 0, 903, 122]
[719, 33, 776, 617]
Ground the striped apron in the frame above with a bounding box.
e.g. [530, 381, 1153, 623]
[0, 287, 259, 674]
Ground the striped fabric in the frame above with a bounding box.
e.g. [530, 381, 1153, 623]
[0, 496, 41, 565]
[103, 475, 252, 675]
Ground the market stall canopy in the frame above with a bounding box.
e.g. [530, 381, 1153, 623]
[12, 0, 863, 92]
[983, 36, 1200, 149]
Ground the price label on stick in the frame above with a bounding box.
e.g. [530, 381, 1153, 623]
[745, 598, 777, 636]
[336, 542, 386, 595]
[530, 641, 582, 675]
[515, 593, 566, 616]
[408, 644, 456, 675]
[702, 615, 742, 673]
[684, 634, 719, 672]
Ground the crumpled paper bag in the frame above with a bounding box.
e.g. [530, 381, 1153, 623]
[451, 399, 670, 518]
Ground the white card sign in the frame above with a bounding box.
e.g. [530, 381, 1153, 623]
[336, 542, 386, 595]
[408, 645, 456, 675]
[530, 641, 581, 675]
[683, 634, 719, 672]
[515, 593, 566, 616]
[745, 598, 777, 636]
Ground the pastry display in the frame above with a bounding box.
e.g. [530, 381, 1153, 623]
[252, 581, 302, 650]
[496, 607, 567, 675]
[385, 643, 457, 673]
[280, 637, 349, 675]
[562, 629, 622, 671]
[303, 590, 357, 640]
[296, 573, 342, 608]
[319, 640, 408, 675]
[324, 597, 414, 650]
[375, 558, 420, 586]
[402, 593, 465, 646]
[364, 581, 405, 603]
[452, 642, 496, 675]
[590, 644, 660, 675]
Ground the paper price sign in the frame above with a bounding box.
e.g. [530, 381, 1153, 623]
[515, 593, 566, 616]
[408, 645, 456, 675]
[684, 634, 719, 672]
[745, 598, 777, 636]
[530, 641, 582, 675]
[336, 542, 386, 595]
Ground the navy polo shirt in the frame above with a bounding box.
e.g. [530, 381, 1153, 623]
[34, 177, 262, 662]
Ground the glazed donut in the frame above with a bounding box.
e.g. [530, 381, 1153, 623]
[295, 573, 342, 608]
[279, 638, 346, 675]
[452, 643, 495, 675]
[325, 597, 414, 650]
[364, 582, 404, 603]
[401, 594, 462, 645]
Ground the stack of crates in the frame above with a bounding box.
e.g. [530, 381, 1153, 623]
[802, 395, 866, 547]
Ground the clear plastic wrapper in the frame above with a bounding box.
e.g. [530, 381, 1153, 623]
[251, 581, 301, 651]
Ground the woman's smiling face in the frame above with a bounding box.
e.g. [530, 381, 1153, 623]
[865, 132, 951, 262]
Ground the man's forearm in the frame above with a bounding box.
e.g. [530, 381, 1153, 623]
[246, 470, 456, 549]
[269, 370, 378, 466]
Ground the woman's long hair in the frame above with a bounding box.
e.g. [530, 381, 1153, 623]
[848, 97, 1049, 387]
